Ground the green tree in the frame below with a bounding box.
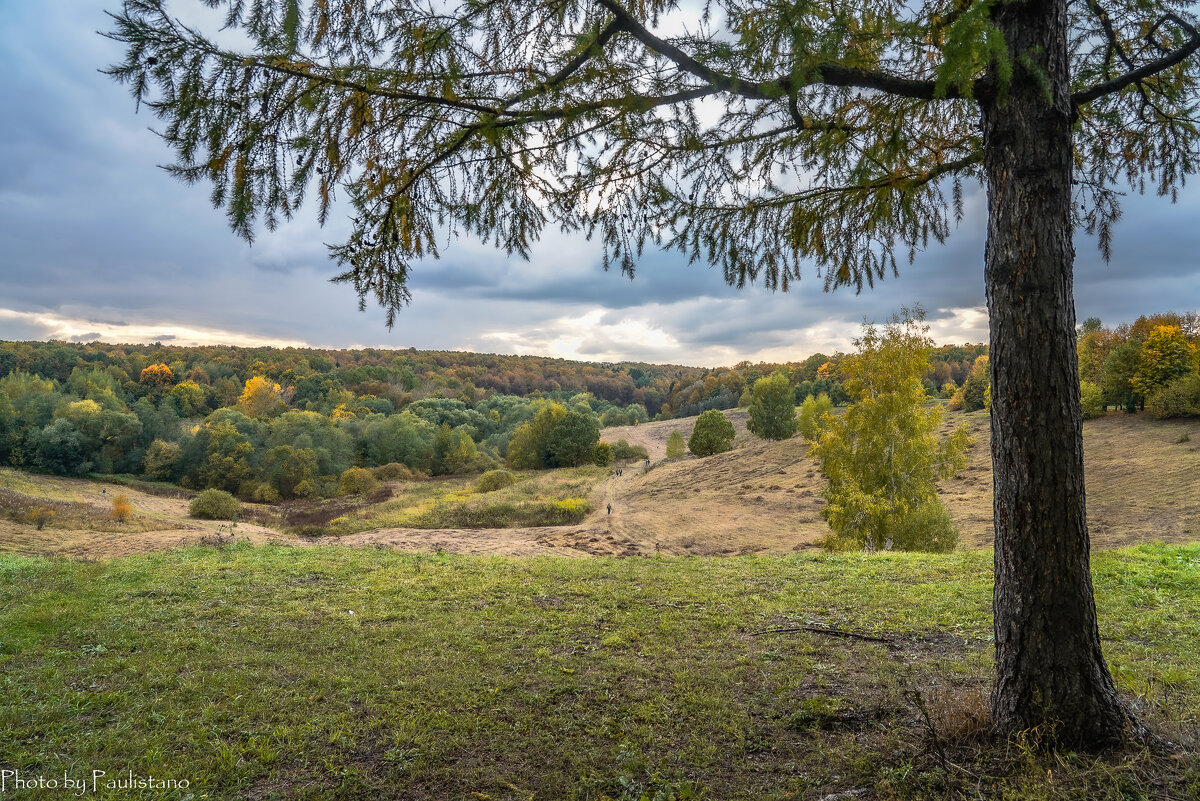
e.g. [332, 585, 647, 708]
[169, 379, 209, 417]
[543, 409, 601, 468]
[665, 430, 686, 459]
[592, 441, 614, 467]
[0, 392, 13, 462]
[263, 445, 320, 498]
[1077, 322, 1121, 386]
[1101, 338, 1144, 413]
[961, 356, 990, 412]
[746, 370, 799, 441]
[196, 421, 256, 493]
[506, 402, 567, 470]
[1145, 374, 1200, 418]
[1080, 381, 1106, 419]
[106, 0, 1200, 744]
[797, 393, 834, 441]
[809, 310, 971, 553]
[142, 438, 183, 481]
[688, 410, 736, 457]
[31, 419, 88, 475]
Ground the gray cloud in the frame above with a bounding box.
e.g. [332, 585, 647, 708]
[1, 1, 1197, 366]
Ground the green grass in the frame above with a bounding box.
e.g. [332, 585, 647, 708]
[0, 545, 1197, 800]
[295, 466, 603, 535]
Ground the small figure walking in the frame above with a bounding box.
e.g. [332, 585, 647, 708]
[606, 503, 612, 515]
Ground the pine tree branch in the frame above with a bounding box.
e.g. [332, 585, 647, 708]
[594, 0, 977, 101]
[1072, 13, 1200, 107]
[388, 17, 627, 200]
[693, 154, 980, 212]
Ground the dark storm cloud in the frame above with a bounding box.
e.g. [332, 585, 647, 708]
[0, 1, 1197, 364]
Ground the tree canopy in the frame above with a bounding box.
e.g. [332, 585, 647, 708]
[104, 0, 1200, 746]
[105, 0, 1198, 319]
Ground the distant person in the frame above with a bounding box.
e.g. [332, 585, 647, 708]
[607, 503, 612, 515]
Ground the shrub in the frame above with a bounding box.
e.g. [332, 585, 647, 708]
[475, 469, 517, 492]
[609, 439, 649, 461]
[339, 467, 380, 496]
[1146, 373, 1200, 418]
[592, 441, 614, 467]
[29, 507, 55, 531]
[253, 484, 281, 503]
[293, 479, 315, 498]
[110, 494, 133, 523]
[373, 462, 414, 481]
[1080, 380, 1106, 419]
[688, 410, 736, 456]
[665, 430, 686, 459]
[189, 489, 241, 520]
[413, 497, 592, 528]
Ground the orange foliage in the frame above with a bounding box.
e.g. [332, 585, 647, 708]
[139, 363, 175, 387]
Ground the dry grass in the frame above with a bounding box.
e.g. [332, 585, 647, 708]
[0, 467, 289, 559]
[0, 410, 1196, 560]
[605, 408, 1199, 555]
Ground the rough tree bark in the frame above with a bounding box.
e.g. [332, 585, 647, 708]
[982, 0, 1139, 744]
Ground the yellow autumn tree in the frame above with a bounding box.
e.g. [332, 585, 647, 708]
[236, 376, 286, 419]
[1132, 326, 1198, 398]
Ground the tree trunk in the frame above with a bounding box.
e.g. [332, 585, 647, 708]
[981, 0, 1139, 745]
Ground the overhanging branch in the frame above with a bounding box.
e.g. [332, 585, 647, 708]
[594, 0, 978, 101]
[1072, 13, 1200, 107]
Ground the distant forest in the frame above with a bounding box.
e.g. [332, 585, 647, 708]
[0, 338, 986, 499]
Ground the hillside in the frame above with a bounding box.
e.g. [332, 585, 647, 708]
[2, 410, 1196, 560]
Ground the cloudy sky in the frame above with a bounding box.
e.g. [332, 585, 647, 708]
[2, 2, 1198, 367]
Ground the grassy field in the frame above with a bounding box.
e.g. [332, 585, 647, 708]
[1, 544, 1198, 799]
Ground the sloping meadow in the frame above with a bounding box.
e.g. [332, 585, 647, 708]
[1, 544, 1197, 800]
